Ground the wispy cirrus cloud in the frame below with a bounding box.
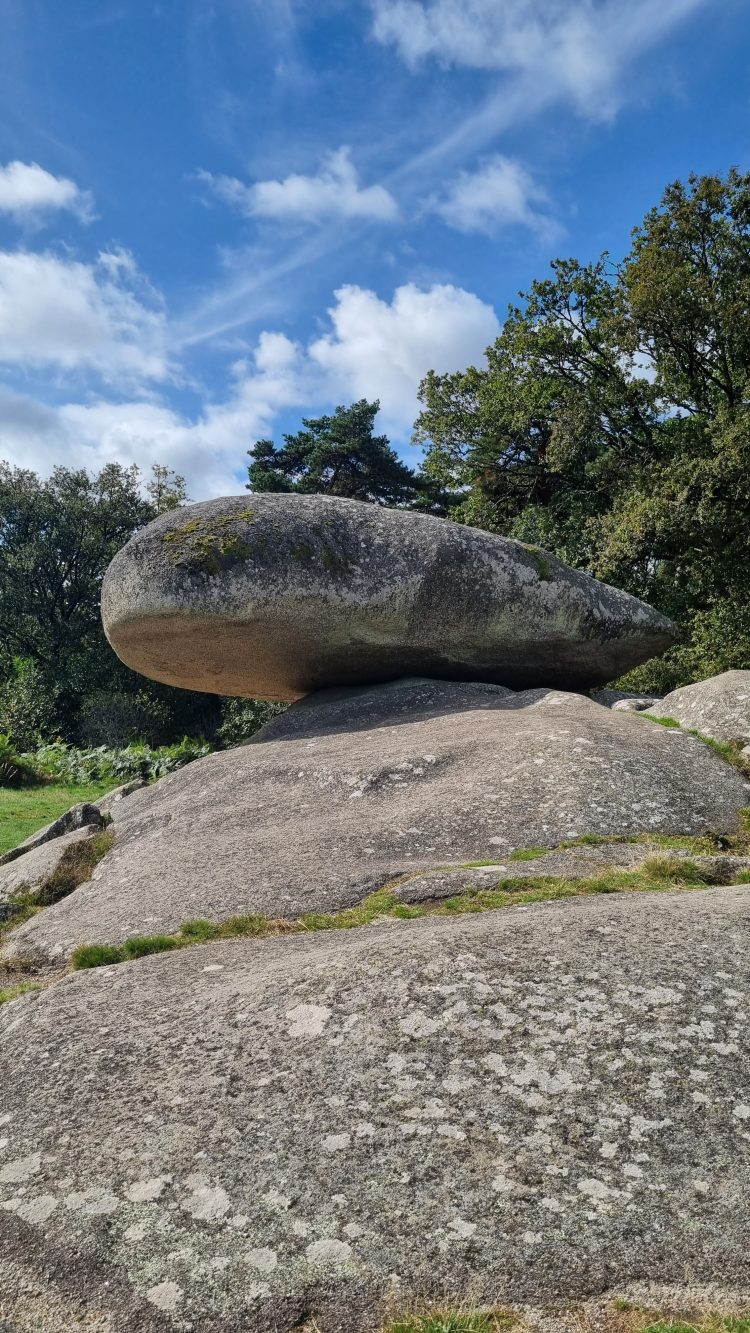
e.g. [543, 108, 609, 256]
[371, 0, 709, 119]
[0, 160, 94, 224]
[199, 146, 398, 224]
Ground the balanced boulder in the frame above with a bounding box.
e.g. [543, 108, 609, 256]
[5, 679, 748, 966]
[3, 887, 750, 1331]
[646, 669, 750, 743]
[101, 494, 677, 699]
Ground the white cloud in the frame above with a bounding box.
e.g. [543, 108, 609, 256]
[431, 155, 555, 237]
[308, 281, 499, 433]
[0, 161, 94, 224]
[0, 248, 169, 382]
[0, 281, 498, 497]
[372, 0, 707, 118]
[200, 147, 398, 224]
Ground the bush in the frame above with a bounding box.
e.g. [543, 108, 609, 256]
[26, 737, 212, 785]
[0, 660, 57, 751]
[0, 734, 42, 788]
[218, 698, 287, 747]
[78, 689, 173, 748]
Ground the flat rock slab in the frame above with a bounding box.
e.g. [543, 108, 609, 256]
[2, 887, 750, 1331]
[4, 680, 748, 966]
[646, 670, 750, 744]
[0, 827, 99, 920]
[101, 494, 676, 699]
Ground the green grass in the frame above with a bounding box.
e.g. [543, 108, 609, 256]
[0, 980, 41, 1007]
[508, 847, 547, 861]
[384, 1313, 512, 1333]
[642, 713, 681, 728]
[67, 853, 745, 972]
[0, 782, 114, 856]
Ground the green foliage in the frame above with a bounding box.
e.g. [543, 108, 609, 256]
[71, 943, 126, 969]
[248, 399, 441, 509]
[35, 831, 115, 907]
[0, 659, 57, 750]
[0, 982, 41, 1007]
[0, 734, 42, 789]
[0, 460, 218, 743]
[122, 935, 180, 960]
[28, 737, 210, 785]
[384, 1313, 513, 1333]
[217, 698, 288, 747]
[415, 169, 750, 690]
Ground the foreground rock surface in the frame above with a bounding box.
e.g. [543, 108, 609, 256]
[646, 670, 750, 743]
[102, 494, 677, 699]
[2, 888, 750, 1331]
[5, 680, 748, 966]
[0, 827, 100, 921]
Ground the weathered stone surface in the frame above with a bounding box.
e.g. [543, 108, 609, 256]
[101, 494, 677, 699]
[0, 803, 103, 868]
[646, 670, 750, 743]
[0, 827, 100, 922]
[2, 887, 750, 1331]
[592, 689, 661, 710]
[5, 679, 748, 966]
[96, 780, 147, 817]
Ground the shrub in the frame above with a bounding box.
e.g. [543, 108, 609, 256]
[218, 698, 287, 747]
[0, 660, 57, 751]
[78, 690, 172, 748]
[0, 734, 42, 788]
[27, 737, 211, 785]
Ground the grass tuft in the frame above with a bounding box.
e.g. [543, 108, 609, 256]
[0, 980, 42, 1007]
[384, 1312, 513, 1333]
[36, 829, 115, 906]
[71, 942, 125, 969]
[508, 848, 547, 861]
[122, 934, 180, 960]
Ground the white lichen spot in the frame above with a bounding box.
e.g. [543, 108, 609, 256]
[399, 1011, 439, 1038]
[448, 1217, 476, 1239]
[483, 1053, 509, 1076]
[246, 1247, 278, 1273]
[733, 1104, 750, 1121]
[125, 1178, 166, 1203]
[437, 1124, 466, 1141]
[124, 1221, 149, 1242]
[65, 1188, 120, 1216]
[343, 1221, 363, 1239]
[322, 1133, 351, 1153]
[291, 1219, 311, 1237]
[599, 1142, 619, 1159]
[16, 1194, 57, 1224]
[0, 1153, 41, 1184]
[263, 1188, 291, 1212]
[577, 1178, 616, 1201]
[523, 1231, 543, 1244]
[305, 1238, 352, 1266]
[286, 1004, 333, 1038]
[146, 1281, 182, 1312]
[181, 1184, 231, 1222]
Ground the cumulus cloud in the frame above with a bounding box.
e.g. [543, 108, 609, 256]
[0, 281, 498, 497]
[0, 160, 94, 224]
[308, 281, 499, 432]
[430, 155, 555, 238]
[200, 147, 398, 224]
[371, 0, 707, 117]
[0, 248, 169, 382]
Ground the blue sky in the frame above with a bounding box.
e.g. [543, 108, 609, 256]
[0, 0, 747, 498]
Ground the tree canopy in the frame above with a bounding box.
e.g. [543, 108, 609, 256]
[248, 399, 437, 509]
[415, 169, 750, 691]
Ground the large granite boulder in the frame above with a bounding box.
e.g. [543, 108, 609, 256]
[101, 495, 676, 699]
[646, 670, 750, 744]
[2, 886, 750, 1331]
[5, 679, 748, 967]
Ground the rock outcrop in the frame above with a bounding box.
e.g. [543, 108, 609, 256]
[0, 826, 101, 922]
[5, 679, 748, 966]
[2, 887, 750, 1332]
[646, 670, 750, 743]
[101, 495, 677, 699]
[0, 802, 103, 868]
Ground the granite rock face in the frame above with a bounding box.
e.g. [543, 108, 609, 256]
[101, 494, 677, 699]
[5, 679, 748, 966]
[646, 670, 750, 744]
[2, 887, 750, 1332]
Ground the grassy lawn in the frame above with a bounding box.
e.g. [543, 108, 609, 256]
[0, 783, 115, 856]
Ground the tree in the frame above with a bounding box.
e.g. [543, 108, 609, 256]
[414, 169, 750, 690]
[248, 399, 439, 508]
[0, 461, 213, 740]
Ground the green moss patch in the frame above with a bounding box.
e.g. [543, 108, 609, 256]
[0, 980, 41, 1007]
[162, 510, 256, 574]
